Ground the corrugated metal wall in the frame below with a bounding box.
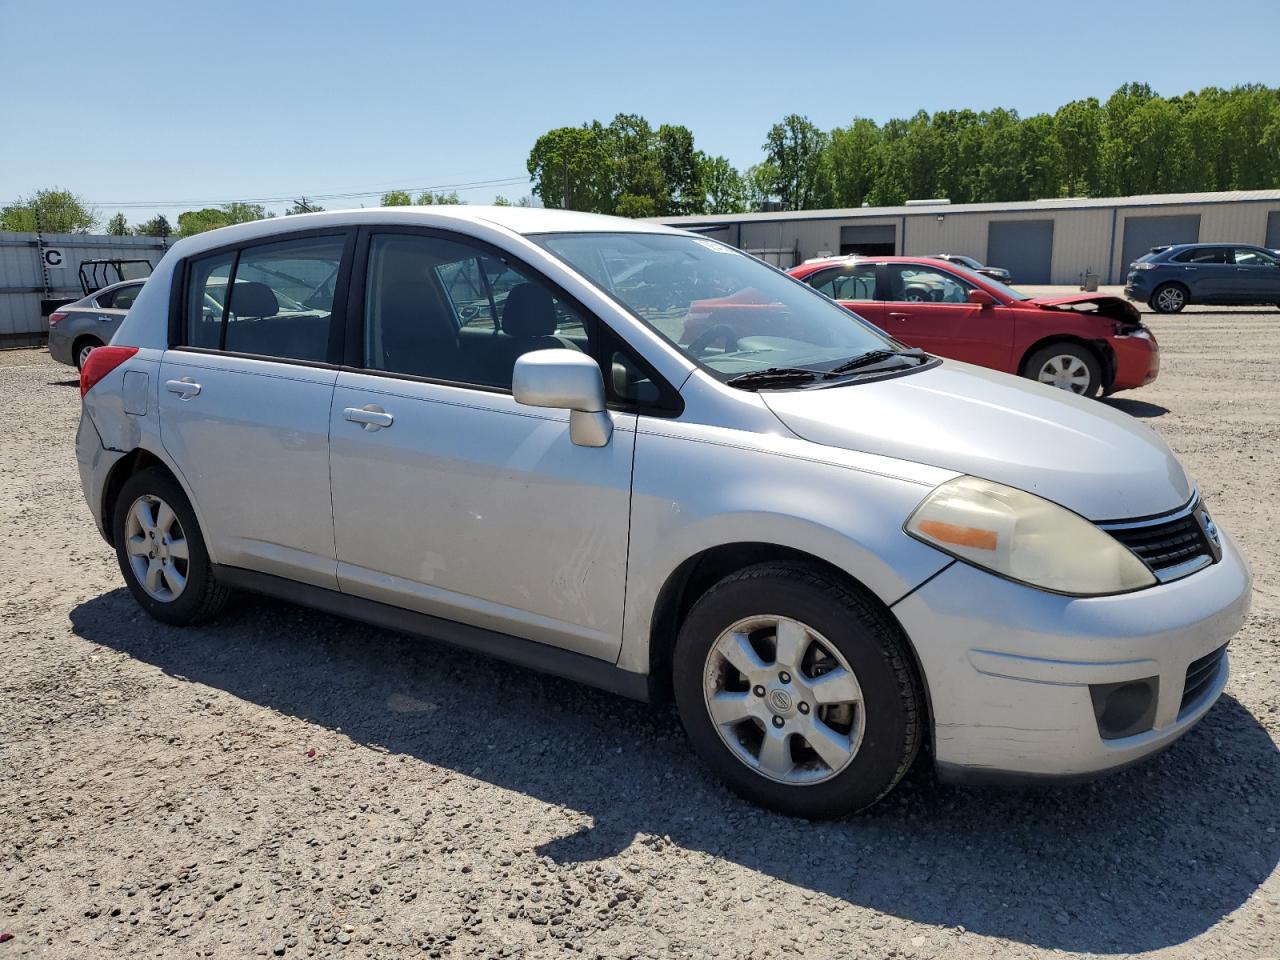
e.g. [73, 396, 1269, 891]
[672, 197, 1280, 286]
[0, 232, 173, 345]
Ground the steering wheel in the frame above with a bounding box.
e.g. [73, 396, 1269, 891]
[687, 324, 741, 358]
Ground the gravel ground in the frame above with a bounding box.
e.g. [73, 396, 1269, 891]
[1, 299, 1277, 960]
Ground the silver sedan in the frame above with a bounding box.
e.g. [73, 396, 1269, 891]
[47, 278, 144, 370]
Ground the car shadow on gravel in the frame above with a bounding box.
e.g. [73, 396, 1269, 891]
[1102, 397, 1169, 419]
[72, 588, 1279, 954]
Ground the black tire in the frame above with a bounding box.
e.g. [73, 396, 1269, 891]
[672, 562, 923, 819]
[1023, 342, 1102, 398]
[112, 467, 231, 625]
[73, 336, 103, 372]
[1149, 282, 1188, 314]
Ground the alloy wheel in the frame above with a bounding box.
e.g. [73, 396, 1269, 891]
[123, 494, 190, 602]
[1037, 354, 1092, 394]
[77, 343, 96, 370]
[1156, 287, 1185, 312]
[702, 615, 865, 785]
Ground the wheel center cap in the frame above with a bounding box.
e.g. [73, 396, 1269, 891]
[767, 687, 795, 716]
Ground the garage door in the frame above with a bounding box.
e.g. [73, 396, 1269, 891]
[987, 220, 1054, 284]
[840, 224, 896, 256]
[1266, 210, 1280, 250]
[1120, 215, 1201, 275]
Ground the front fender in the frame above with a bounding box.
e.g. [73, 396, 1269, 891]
[617, 425, 955, 674]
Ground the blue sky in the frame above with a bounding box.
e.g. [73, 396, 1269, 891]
[2, 0, 1277, 223]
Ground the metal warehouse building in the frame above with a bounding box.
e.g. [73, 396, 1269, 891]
[658, 189, 1280, 286]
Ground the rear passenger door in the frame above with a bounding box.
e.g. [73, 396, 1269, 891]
[327, 229, 637, 663]
[1172, 246, 1233, 298]
[158, 231, 353, 589]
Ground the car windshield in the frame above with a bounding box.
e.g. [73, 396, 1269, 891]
[532, 232, 906, 381]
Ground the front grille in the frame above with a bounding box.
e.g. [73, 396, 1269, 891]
[1180, 644, 1227, 714]
[1101, 505, 1214, 578]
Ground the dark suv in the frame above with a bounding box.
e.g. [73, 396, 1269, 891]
[1125, 243, 1280, 313]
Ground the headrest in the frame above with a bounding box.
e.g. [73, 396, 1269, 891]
[228, 281, 279, 319]
[500, 283, 557, 339]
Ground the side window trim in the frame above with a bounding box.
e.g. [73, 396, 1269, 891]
[343, 225, 683, 415]
[171, 226, 356, 367]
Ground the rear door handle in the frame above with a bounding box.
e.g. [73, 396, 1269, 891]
[165, 377, 201, 399]
[889, 312, 911, 321]
[344, 404, 394, 430]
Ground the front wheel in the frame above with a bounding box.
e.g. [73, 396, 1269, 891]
[1025, 343, 1102, 398]
[672, 563, 923, 818]
[1150, 283, 1187, 314]
[112, 467, 231, 625]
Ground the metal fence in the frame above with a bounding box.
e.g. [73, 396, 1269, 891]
[0, 232, 173, 346]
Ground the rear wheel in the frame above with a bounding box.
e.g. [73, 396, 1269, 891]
[1025, 343, 1101, 398]
[672, 562, 923, 818]
[112, 467, 231, 624]
[1150, 283, 1187, 314]
[74, 337, 103, 372]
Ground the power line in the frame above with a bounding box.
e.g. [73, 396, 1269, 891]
[38, 176, 533, 210]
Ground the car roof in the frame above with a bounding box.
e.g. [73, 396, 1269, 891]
[165, 206, 687, 259]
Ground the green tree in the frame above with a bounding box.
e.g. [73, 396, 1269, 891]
[493, 195, 512, 206]
[744, 162, 780, 211]
[527, 123, 615, 212]
[826, 118, 881, 208]
[762, 115, 830, 209]
[176, 202, 268, 238]
[606, 113, 664, 210]
[381, 190, 412, 206]
[1, 188, 98, 233]
[1054, 97, 1103, 195]
[415, 190, 462, 205]
[656, 124, 704, 215]
[134, 214, 172, 238]
[700, 155, 748, 214]
[614, 193, 657, 218]
[106, 212, 130, 235]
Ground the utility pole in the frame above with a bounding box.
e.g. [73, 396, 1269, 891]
[562, 159, 570, 211]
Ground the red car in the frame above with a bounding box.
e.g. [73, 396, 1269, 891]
[683, 256, 1159, 397]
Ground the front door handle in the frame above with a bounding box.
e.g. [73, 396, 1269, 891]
[344, 404, 394, 430]
[165, 377, 201, 399]
[888, 311, 911, 321]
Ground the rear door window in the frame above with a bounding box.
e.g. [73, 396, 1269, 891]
[183, 236, 346, 361]
[1172, 247, 1230, 264]
[807, 264, 877, 302]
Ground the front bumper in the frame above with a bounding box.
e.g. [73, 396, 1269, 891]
[1109, 330, 1159, 391]
[893, 532, 1251, 784]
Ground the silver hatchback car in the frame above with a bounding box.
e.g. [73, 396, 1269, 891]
[76, 207, 1251, 817]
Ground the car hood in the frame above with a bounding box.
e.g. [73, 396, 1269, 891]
[1024, 293, 1142, 324]
[761, 361, 1191, 521]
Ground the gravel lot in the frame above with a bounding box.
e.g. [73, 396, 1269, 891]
[1, 298, 1277, 960]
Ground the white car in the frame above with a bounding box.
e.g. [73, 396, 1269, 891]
[76, 207, 1251, 817]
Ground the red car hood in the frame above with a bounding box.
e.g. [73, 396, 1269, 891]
[1024, 293, 1142, 324]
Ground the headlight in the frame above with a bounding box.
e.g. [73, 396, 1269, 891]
[905, 476, 1156, 596]
[1132, 263, 1156, 270]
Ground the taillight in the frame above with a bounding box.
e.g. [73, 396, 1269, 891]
[48, 311, 67, 327]
[80, 346, 139, 398]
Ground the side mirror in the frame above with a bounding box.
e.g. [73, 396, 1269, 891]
[512, 349, 612, 447]
[967, 289, 995, 307]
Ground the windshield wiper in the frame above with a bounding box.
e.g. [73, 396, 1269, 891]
[824, 348, 929, 377]
[725, 367, 822, 390]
